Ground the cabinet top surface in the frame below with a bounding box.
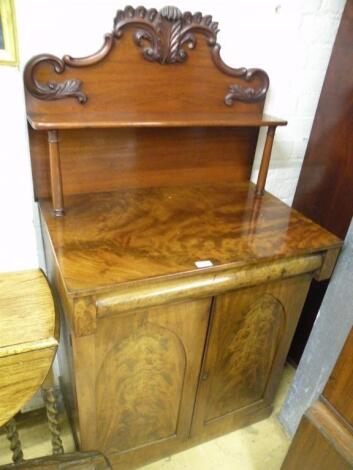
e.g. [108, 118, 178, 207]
[40, 182, 341, 297]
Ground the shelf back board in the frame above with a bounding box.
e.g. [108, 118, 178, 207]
[24, 5, 273, 199]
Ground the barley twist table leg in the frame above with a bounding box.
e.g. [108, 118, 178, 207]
[5, 418, 24, 463]
[42, 386, 64, 454]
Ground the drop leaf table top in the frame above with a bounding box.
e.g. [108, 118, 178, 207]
[0, 270, 58, 427]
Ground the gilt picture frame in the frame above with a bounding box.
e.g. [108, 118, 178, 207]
[0, 0, 18, 66]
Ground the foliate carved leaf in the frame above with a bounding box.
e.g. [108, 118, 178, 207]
[47, 79, 83, 98]
[113, 5, 219, 64]
[225, 69, 270, 106]
[24, 34, 115, 103]
[24, 55, 87, 104]
[160, 5, 182, 21]
[210, 46, 270, 106]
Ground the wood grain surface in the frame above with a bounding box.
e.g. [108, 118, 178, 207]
[96, 255, 322, 318]
[25, 31, 266, 119]
[0, 349, 57, 427]
[27, 112, 287, 130]
[72, 299, 210, 462]
[0, 270, 56, 348]
[282, 330, 353, 469]
[281, 408, 352, 470]
[60, 273, 314, 469]
[205, 294, 285, 420]
[39, 182, 341, 297]
[24, 9, 283, 208]
[29, 127, 259, 199]
[192, 274, 312, 439]
[0, 270, 58, 427]
[323, 328, 353, 429]
[292, 0, 353, 240]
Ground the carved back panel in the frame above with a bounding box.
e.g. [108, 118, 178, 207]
[24, 5, 269, 198]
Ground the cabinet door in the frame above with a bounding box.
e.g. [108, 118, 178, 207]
[191, 274, 312, 439]
[93, 298, 211, 466]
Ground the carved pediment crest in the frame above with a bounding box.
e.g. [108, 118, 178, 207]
[113, 5, 219, 65]
[24, 5, 269, 106]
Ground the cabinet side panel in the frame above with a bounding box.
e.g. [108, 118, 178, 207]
[41, 214, 81, 445]
[57, 310, 80, 447]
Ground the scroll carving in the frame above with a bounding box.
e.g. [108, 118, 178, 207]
[211, 44, 269, 106]
[24, 54, 87, 104]
[224, 70, 270, 105]
[24, 5, 269, 105]
[23, 35, 114, 104]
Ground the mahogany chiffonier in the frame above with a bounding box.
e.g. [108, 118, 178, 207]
[23, 6, 342, 469]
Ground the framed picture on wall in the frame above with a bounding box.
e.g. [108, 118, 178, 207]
[0, 0, 18, 66]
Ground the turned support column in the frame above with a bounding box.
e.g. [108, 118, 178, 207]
[48, 130, 65, 216]
[256, 125, 277, 196]
[42, 370, 64, 455]
[4, 418, 24, 464]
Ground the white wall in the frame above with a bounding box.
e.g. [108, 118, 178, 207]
[0, 66, 38, 271]
[0, 0, 345, 272]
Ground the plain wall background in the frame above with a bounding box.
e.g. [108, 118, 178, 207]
[0, 0, 345, 273]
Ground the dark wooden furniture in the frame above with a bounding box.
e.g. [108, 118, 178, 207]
[289, 0, 353, 364]
[282, 328, 353, 469]
[23, 5, 342, 469]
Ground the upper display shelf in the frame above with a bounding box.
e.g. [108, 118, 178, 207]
[24, 4, 287, 215]
[27, 112, 287, 131]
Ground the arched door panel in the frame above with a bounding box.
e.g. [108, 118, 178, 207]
[192, 274, 312, 438]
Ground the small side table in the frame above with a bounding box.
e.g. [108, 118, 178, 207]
[0, 270, 59, 462]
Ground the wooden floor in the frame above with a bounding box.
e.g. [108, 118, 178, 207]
[0, 365, 293, 469]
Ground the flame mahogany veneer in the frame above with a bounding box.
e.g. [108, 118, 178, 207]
[24, 5, 341, 469]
